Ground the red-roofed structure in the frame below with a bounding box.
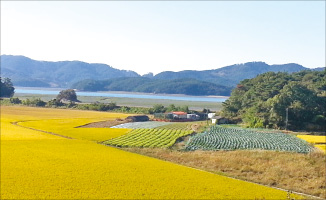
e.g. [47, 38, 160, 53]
[172, 111, 187, 115]
[172, 111, 187, 119]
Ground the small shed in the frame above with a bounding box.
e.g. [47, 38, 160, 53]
[208, 113, 216, 119]
[212, 116, 228, 124]
[126, 115, 149, 122]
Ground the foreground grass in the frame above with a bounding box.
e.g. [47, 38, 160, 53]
[125, 148, 326, 198]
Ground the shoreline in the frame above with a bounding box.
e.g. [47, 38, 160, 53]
[15, 86, 230, 99]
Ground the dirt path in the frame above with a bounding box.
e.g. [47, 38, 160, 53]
[11, 121, 74, 139]
[77, 119, 130, 128]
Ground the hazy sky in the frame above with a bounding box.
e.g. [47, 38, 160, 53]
[1, 1, 325, 75]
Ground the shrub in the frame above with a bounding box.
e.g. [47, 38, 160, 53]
[46, 99, 64, 107]
[9, 97, 22, 104]
[22, 98, 46, 107]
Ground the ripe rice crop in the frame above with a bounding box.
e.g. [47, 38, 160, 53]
[20, 118, 131, 142]
[1, 106, 304, 199]
[297, 135, 326, 154]
[315, 144, 326, 153]
[297, 135, 326, 144]
[186, 126, 315, 153]
[104, 128, 193, 148]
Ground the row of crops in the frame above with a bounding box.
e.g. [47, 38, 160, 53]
[111, 121, 173, 129]
[104, 128, 193, 148]
[156, 122, 202, 130]
[111, 121, 202, 130]
[185, 126, 315, 153]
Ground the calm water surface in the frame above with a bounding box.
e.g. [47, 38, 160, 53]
[15, 88, 228, 102]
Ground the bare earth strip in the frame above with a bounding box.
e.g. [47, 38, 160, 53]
[11, 121, 74, 139]
[76, 119, 129, 128]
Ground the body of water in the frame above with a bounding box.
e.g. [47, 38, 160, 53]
[15, 88, 228, 102]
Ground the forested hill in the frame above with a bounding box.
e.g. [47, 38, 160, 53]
[0, 55, 139, 87]
[1, 55, 323, 89]
[72, 77, 232, 96]
[153, 62, 319, 86]
[222, 70, 326, 131]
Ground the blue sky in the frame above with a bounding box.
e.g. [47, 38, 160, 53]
[1, 1, 325, 75]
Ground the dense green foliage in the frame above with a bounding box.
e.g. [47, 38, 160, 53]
[22, 98, 47, 107]
[185, 126, 315, 153]
[72, 77, 232, 96]
[9, 97, 22, 104]
[0, 77, 15, 97]
[76, 102, 117, 111]
[56, 89, 78, 102]
[149, 104, 189, 114]
[222, 70, 326, 131]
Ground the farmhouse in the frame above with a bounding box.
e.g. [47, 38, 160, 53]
[153, 111, 201, 121]
[126, 115, 149, 122]
[187, 114, 199, 120]
[172, 111, 187, 119]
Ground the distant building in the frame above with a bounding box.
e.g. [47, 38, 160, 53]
[126, 115, 149, 122]
[154, 111, 201, 122]
[212, 116, 228, 124]
[187, 114, 199, 120]
[208, 113, 216, 119]
[172, 111, 187, 119]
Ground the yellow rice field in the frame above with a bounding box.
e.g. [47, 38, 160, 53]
[297, 135, 326, 153]
[1, 106, 303, 199]
[315, 145, 326, 153]
[297, 135, 326, 144]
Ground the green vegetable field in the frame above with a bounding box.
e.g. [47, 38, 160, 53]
[185, 126, 315, 153]
[104, 128, 193, 148]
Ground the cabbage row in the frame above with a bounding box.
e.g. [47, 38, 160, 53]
[185, 126, 315, 153]
[104, 128, 193, 148]
[157, 122, 200, 130]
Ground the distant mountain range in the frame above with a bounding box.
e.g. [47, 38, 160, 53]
[0, 55, 138, 88]
[1, 55, 324, 96]
[72, 77, 232, 96]
[153, 62, 324, 86]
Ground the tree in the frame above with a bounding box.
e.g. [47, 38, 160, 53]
[221, 70, 326, 130]
[56, 89, 78, 102]
[150, 104, 166, 113]
[266, 82, 325, 129]
[0, 77, 15, 97]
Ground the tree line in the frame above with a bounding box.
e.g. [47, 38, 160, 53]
[221, 70, 326, 131]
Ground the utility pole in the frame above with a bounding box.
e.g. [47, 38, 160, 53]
[206, 108, 209, 125]
[285, 108, 288, 130]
